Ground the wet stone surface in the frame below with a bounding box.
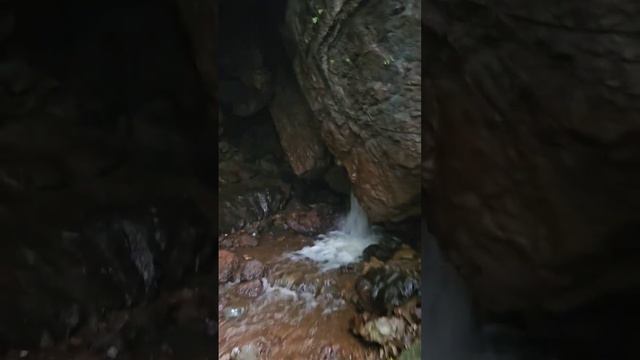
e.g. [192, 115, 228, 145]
[218, 224, 422, 360]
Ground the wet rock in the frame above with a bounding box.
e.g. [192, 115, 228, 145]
[236, 280, 264, 298]
[0, 200, 209, 349]
[363, 235, 403, 262]
[269, 64, 329, 177]
[355, 266, 420, 315]
[219, 231, 258, 249]
[363, 244, 392, 262]
[219, 250, 240, 283]
[218, 182, 290, 235]
[425, 0, 640, 314]
[391, 245, 419, 261]
[284, 208, 323, 235]
[273, 203, 338, 235]
[285, 0, 421, 222]
[352, 315, 407, 357]
[240, 260, 265, 281]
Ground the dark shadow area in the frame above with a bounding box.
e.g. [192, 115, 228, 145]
[0, 0, 217, 358]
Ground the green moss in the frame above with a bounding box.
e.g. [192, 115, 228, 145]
[398, 341, 421, 360]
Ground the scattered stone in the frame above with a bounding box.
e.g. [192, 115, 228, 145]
[362, 257, 385, 274]
[219, 250, 240, 283]
[355, 266, 420, 315]
[363, 244, 391, 261]
[236, 232, 258, 248]
[240, 260, 265, 281]
[236, 279, 264, 298]
[285, 208, 323, 234]
[352, 315, 407, 357]
[391, 245, 418, 261]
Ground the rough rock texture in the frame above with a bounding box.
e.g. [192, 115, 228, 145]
[218, 250, 240, 283]
[285, 0, 422, 222]
[269, 64, 330, 177]
[218, 138, 292, 235]
[240, 260, 265, 281]
[424, 0, 640, 313]
[218, 182, 291, 235]
[0, 201, 210, 349]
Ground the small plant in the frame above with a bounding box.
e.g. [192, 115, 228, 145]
[311, 8, 324, 25]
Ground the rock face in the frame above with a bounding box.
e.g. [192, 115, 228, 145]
[216, 1, 275, 117]
[284, 0, 422, 222]
[0, 201, 210, 349]
[424, 0, 640, 313]
[269, 65, 330, 177]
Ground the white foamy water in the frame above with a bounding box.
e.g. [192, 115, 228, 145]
[289, 193, 381, 271]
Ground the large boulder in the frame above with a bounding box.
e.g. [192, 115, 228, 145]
[284, 0, 422, 222]
[269, 64, 330, 177]
[424, 0, 640, 313]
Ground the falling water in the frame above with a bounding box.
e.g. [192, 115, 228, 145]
[289, 192, 381, 271]
[423, 224, 536, 360]
[423, 224, 479, 360]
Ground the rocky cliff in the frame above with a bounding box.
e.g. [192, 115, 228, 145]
[424, 0, 640, 315]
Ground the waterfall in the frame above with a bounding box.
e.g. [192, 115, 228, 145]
[423, 224, 479, 360]
[289, 193, 381, 271]
[423, 224, 532, 360]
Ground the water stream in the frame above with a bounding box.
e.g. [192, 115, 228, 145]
[218, 194, 382, 358]
[289, 193, 381, 271]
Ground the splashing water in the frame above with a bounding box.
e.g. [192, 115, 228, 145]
[423, 224, 538, 360]
[289, 193, 381, 271]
